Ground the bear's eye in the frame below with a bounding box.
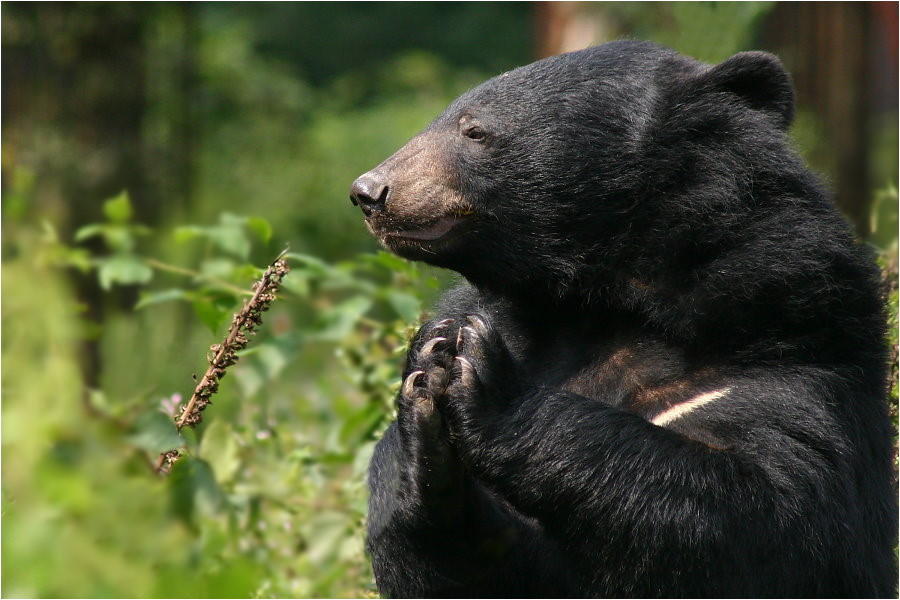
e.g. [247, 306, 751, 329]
[462, 125, 486, 141]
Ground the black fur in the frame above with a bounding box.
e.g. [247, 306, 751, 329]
[353, 41, 897, 597]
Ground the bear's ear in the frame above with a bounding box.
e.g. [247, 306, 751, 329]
[698, 51, 795, 129]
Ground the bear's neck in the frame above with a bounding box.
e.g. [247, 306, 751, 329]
[470, 212, 884, 373]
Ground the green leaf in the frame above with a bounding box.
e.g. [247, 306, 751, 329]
[102, 226, 135, 253]
[178, 216, 253, 259]
[255, 341, 290, 379]
[311, 296, 373, 341]
[200, 258, 237, 279]
[39, 219, 61, 243]
[220, 212, 248, 227]
[135, 288, 187, 310]
[173, 225, 204, 244]
[127, 411, 184, 455]
[386, 290, 421, 321]
[212, 213, 252, 259]
[328, 263, 377, 293]
[214, 227, 251, 259]
[232, 263, 264, 282]
[280, 269, 310, 297]
[60, 247, 93, 273]
[192, 300, 230, 334]
[286, 252, 335, 277]
[352, 441, 377, 480]
[301, 511, 352, 566]
[96, 254, 153, 290]
[199, 420, 241, 485]
[102, 191, 133, 223]
[369, 251, 412, 272]
[338, 401, 384, 447]
[234, 360, 265, 398]
[73, 223, 106, 242]
[168, 456, 225, 524]
[247, 216, 273, 244]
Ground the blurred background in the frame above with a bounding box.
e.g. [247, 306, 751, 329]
[3, 3, 897, 597]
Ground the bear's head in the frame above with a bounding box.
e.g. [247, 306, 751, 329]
[350, 41, 796, 299]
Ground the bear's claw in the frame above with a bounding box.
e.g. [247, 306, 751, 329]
[419, 336, 447, 358]
[402, 369, 426, 400]
[455, 355, 477, 388]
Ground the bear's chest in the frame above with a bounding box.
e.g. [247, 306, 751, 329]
[512, 321, 721, 423]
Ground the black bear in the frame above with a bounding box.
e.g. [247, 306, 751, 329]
[349, 41, 896, 598]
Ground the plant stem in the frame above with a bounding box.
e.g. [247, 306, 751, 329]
[177, 262, 278, 429]
[144, 257, 252, 297]
[154, 249, 289, 474]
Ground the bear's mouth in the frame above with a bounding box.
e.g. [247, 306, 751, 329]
[383, 208, 475, 242]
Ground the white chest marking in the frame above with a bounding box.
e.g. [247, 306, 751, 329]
[651, 388, 731, 427]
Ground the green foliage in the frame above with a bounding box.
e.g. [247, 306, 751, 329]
[74, 191, 154, 290]
[600, 1, 775, 63]
[191, 32, 483, 261]
[3, 193, 443, 597]
[870, 183, 900, 254]
[877, 218, 899, 440]
[4, 228, 201, 598]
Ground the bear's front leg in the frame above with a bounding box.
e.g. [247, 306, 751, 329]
[367, 316, 574, 597]
[366, 317, 481, 596]
[393, 318, 467, 514]
[440, 314, 522, 470]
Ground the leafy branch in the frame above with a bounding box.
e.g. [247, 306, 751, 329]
[143, 257, 251, 298]
[154, 250, 291, 474]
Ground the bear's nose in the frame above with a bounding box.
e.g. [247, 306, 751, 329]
[349, 173, 389, 217]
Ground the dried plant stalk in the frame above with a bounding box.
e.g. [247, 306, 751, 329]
[154, 250, 290, 475]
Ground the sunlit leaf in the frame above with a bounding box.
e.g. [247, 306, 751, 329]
[212, 229, 251, 260]
[367, 251, 410, 272]
[173, 225, 204, 244]
[102, 226, 136, 252]
[231, 263, 264, 283]
[301, 511, 351, 566]
[73, 223, 106, 242]
[60, 247, 93, 273]
[200, 258, 237, 280]
[286, 252, 335, 277]
[96, 254, 153, 290]
[311, 296, 373, 341]
[280, 269, 310, 297]
[199, 419, 241, 484]
[206, 213, 252, 259]
[174, 218, 251, 259]
[247, 216, 273, 244]
[220, 212, 248, 227]
[102, 191, 133, 223]
[135, 288, 187, 309]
